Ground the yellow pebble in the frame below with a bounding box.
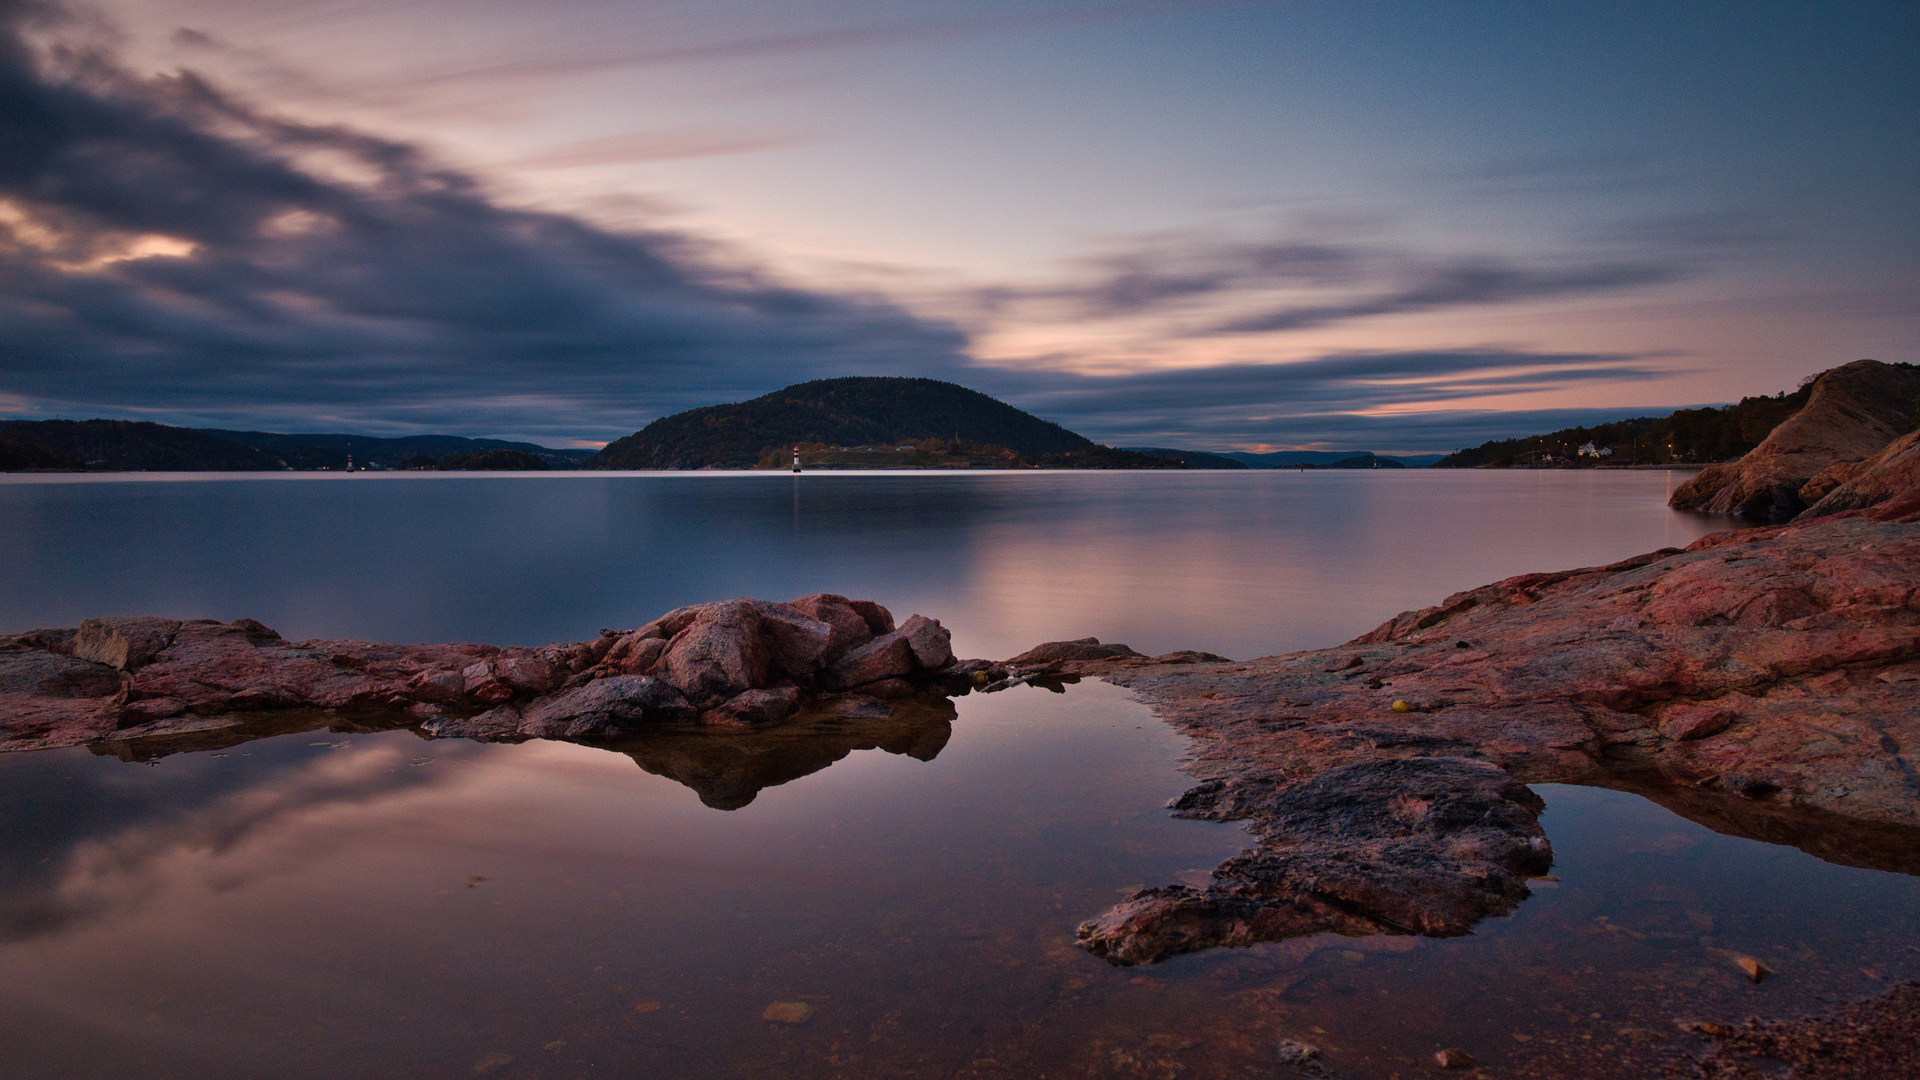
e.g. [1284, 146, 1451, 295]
[1391, 700, 1412, 713]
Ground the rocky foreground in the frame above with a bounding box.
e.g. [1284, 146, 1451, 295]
[1058, 500, 1918, 965]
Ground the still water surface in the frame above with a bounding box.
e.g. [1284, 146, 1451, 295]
[1, 471, 1914, 1078]
[2, 468, 1718, 659]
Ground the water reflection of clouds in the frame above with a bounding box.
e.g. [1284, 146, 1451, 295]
[0, 740, 461, 942]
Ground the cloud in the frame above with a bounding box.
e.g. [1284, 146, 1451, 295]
[965, 349, 1684, 451]
[331, 0, 1270, 98]
[1207, 260, 1679, 335]
[0, 2, 972, 442]
[495, 127, 809, 170]
[971, 224, 1686, 336]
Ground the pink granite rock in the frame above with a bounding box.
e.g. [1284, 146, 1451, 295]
[1670, 360, 1920, 522]
[820, 614, 952, 690]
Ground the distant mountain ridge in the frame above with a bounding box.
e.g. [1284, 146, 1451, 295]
[204, 430, 594, 470]
[1123, 447, 1248, 469]
[591, 377, 1159, 470]
[1219, 450, 1444, 468]
[0, 419, 589, 471]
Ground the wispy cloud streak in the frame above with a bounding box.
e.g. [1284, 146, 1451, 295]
[971, 226, 1690, 338]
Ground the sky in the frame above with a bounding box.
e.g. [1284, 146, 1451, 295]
[0, 0, 1913, 452]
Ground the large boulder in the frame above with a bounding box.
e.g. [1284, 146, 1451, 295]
[821, 614, 953, 690]
[651, 600, 776, 703]
[1670, 360, 1920, 522]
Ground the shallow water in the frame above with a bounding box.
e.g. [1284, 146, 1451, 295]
[2, 685, 1915, 1079]
[2, 470, 1911, 1077]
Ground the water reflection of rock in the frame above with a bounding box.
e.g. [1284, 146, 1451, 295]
[74, 694, 961, 812]
[1594, 770, 1920, 877]
[86, 709, 405, 763]
[611, 697, 957, 810]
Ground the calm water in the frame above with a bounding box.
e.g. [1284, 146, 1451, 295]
[3, 470, 1914, 1079]
[0, 469, 1717, 659]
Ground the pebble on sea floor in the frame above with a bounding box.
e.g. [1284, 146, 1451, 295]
[1735, 956, 1773, 982]
[762, 1001, 817, 1024]
[1433, 1047, 1477, 1068]
[1275, 1038, 1323, 1071]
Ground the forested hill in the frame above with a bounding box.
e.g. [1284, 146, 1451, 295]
[0, 419, 588, 471]
[591, 377, 1109, 469]
[1432, 377, 1841, 468]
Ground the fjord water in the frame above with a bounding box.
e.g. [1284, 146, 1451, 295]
[3, 470, 1916, 1079]
[0, 468, 1718, 659]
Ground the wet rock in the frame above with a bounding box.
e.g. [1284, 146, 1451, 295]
[1735, 955, 1772, 982]
[1077, 757, 1549, 965]
[1433, 1047, 1476, 1069]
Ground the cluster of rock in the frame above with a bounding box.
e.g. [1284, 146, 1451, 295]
[0, 595, 960, 751]
[429, 595, 956, 740]
[1063, 496, 1919, 965]
[1670, 359, 1920, 522]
